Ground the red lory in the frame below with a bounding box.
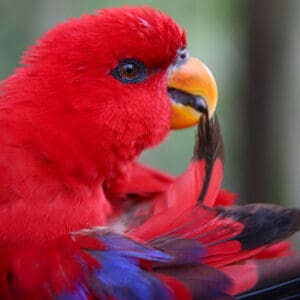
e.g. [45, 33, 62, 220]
[0, 6, 299, 300]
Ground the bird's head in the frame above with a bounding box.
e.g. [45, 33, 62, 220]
[4, 6, 217, 179]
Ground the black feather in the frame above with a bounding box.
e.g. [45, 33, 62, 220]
[216, 204, 300, 250]
[194, 113, 224, 203]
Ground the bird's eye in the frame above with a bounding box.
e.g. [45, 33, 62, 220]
[111, 59, 147, 83]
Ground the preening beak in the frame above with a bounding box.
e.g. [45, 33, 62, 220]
[168, 57, 218, 129]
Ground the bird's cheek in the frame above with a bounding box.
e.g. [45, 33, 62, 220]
[127, 87, 171, 149]
[142, 88, 171, 133]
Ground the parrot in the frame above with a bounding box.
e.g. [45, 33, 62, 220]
[0, 5, 299, 299]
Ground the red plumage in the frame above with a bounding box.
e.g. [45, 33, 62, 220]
[0, 6, 299, 300]
[0, 6, 185, 242]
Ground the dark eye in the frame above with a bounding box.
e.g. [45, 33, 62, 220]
[111, 59, 147, 83]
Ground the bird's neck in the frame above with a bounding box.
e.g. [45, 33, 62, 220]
[0, 125, 136, 244]
[0, 73, 155, 244]
[0, 115, 133, 245]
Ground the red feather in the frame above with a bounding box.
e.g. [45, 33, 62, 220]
[0, 5, 299, 300]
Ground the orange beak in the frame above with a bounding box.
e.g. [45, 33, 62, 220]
[168, 57, 218, 129]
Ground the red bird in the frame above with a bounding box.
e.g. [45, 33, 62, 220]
[0, 6, 299, 300]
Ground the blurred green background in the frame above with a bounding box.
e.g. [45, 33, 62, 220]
[1, 0, 300, 208]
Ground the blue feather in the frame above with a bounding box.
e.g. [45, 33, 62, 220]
[97, 231, 172, 262]
[55, 230, 228, 300]
[61, 231, 175, 300]
[88, 251, 172, 300]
